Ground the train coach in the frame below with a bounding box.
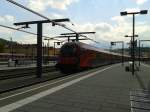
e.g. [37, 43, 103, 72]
[56, 42, 129, 73]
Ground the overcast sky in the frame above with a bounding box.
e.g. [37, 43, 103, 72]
[0, 0, 150, 48]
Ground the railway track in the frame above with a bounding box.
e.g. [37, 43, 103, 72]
[0, 64, 113, 94]
[0, 66, 56, 80]
[0, 64, 73, 93]
[0, 70, 67, 94]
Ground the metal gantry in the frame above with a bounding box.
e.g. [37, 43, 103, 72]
[61, 32, 96, 42]
[14, 19, 70, 78]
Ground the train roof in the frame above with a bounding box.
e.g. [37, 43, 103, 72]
[63, 42, 129, 57]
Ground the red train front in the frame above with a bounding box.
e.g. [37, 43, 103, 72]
[56, 42, 80, 72]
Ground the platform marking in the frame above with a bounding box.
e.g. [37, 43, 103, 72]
[130, 91, 134, 112]
[0, 65, 117, 112]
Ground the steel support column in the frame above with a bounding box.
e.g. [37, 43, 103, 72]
[139, 40, 141, 66]
[37, 23, 42, 78]
[132, 14, 135, 75]
[122, 42, 124, 66]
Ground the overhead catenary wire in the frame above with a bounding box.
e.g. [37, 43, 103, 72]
[0, 24, 61, 41]
[6, 0, 99, 44]
[6, 0, 76, 33]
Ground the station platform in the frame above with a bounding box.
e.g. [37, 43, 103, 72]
[0, 63, 150, 112]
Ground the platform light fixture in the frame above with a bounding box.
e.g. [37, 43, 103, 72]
[120, 11, 127, 16]
[140, 10, 148, 14]
[120, 10, 148, 16]
[125, 35, 138, 38]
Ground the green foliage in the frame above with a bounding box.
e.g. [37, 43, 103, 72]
[0, 38, 17, 45]
[0, 38, 8, 45]
[0, 43, 4, 53]
[0, 38, 9, 53]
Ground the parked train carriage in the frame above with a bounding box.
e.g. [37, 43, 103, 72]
[56, 42, 128, 72]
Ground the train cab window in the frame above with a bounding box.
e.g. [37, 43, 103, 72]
[60, 44, 77, 56]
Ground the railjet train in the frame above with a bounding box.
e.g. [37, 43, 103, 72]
[56, 42, 130, 73]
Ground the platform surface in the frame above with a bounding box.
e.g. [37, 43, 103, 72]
[0, 63, 150, 112]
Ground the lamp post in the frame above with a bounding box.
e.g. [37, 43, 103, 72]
[111, 41, 124, 66]
[121, 10, 148, 75]
[109, 46, 113, 64]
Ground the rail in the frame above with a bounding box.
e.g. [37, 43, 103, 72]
[0, 66, 56, 80]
